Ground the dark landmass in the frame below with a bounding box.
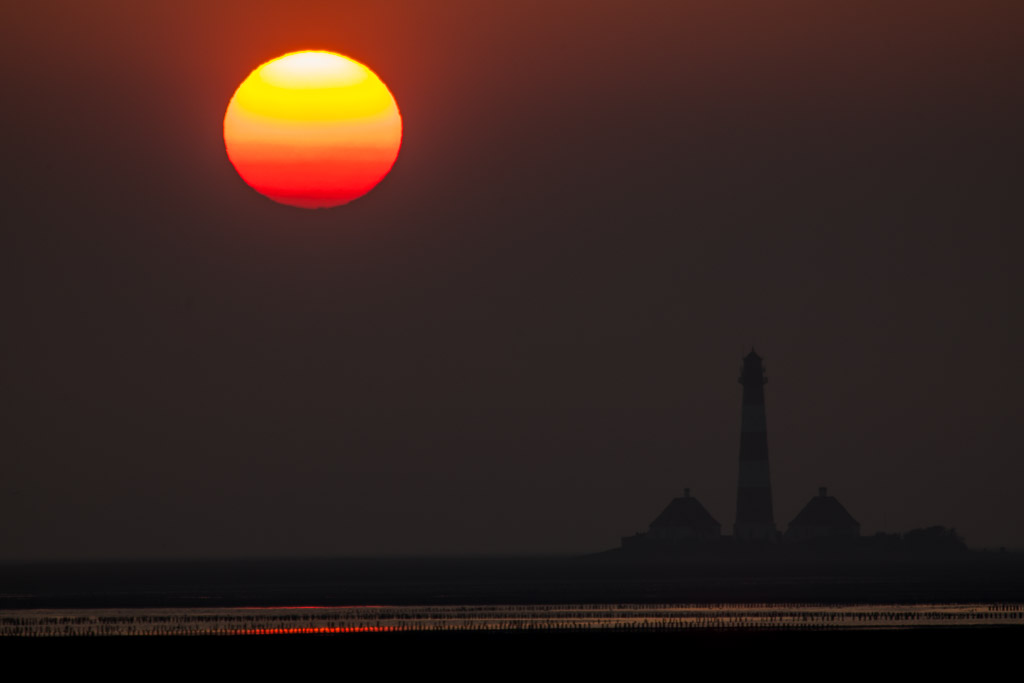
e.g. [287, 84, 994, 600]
[8, 628, 1023, 669]
[2, 551, 1023, 610]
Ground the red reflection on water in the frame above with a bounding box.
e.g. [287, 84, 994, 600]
[236, 605, 385, 610]
[231, 626, 399, 635]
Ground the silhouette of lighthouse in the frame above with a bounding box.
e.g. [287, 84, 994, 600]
[734, 350, 777, 540]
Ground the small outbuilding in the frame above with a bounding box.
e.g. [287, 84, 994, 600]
[785, 487, 860, 541]
[622, 489, 721, 548]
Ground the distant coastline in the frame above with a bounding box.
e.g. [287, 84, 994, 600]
[2, 554, 1023, 610]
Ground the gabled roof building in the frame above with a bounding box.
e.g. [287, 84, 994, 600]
[785, 487, 860, 541]
[647, 488, 722, 541]
[621, 489, 721, 548]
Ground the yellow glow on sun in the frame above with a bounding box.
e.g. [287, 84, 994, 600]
[224, 51, 402, 209]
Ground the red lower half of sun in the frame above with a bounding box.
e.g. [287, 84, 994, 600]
[228, 151, 397, 209]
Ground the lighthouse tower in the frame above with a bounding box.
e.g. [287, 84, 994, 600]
[734, 350, 777, 540]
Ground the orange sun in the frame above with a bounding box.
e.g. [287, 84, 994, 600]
[224, 51, 402, 209]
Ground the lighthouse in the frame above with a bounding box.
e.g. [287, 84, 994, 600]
[734, 350, 777, 540]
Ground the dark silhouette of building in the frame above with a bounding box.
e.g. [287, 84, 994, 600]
[621, 488, 720, 548]
[734, 349, 777, 540]
[785, 487, 860, 541]
[647, 488, 722, 540]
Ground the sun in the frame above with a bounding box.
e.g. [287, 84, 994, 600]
[224, 51, 402, 209]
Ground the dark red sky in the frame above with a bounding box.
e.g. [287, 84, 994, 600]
[3, 1, 1022, 559]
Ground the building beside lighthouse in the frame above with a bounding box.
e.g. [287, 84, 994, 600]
[786, 487, 860, 541]
[620, 489, 721, 549]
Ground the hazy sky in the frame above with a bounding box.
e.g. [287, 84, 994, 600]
[3, 0, 1022, 559]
